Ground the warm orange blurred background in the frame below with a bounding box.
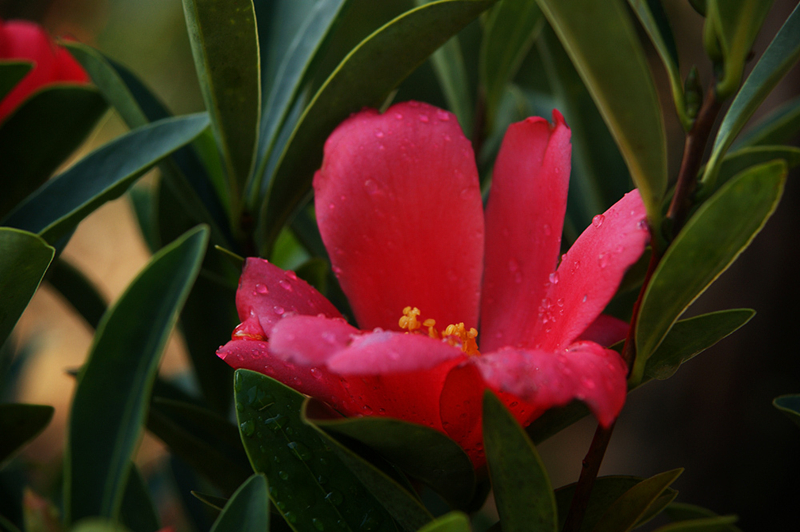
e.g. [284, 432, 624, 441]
[3, 0, 800, 529]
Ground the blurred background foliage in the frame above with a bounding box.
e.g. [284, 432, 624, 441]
[1, 0, 799, 530]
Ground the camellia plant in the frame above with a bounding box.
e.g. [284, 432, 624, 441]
[1, 1, 800, 532]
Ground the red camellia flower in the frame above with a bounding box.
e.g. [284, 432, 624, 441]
[218, 101, 649, 467]
[0, 18, 89, 122]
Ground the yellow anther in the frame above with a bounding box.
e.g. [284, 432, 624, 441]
[398, 307, 480, 356]
[399, 306, 422, 332]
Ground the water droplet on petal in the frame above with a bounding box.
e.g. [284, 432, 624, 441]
[273, 306, 285, 315]
[598, 252, 609, 268]
[286, 271, 298, 281]
[418, 114, 429, 123]
[549, 272, 559, 284]
[364, 179, 378, 194]
[592, 214, 605, 227]
[436, 109, 450, 121]
[394, 112, 403, 120]
[255, 283, 268, 294]
[374, 130, 384, 138]
[278, 279, 294, 292]
[543, 223, 552, 236]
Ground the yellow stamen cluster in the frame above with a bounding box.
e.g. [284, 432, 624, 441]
[399, 306, 480, 356]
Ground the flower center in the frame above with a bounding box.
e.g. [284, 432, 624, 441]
[398, 306, 480, 356]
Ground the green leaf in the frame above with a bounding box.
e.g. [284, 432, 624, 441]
[713, 145, 800, 190]
[643, 309, 754, 382]
[120, 465, 161, 532]
[306, 400, 475, 511]
[702, 3, 800, 190]
[184, 0, 260, 215]
[653, 516, 740, 532]
[555, 476, 678, 532]
[706, 0, 774, 99]
[234, 369, 397, 532]
[64, 226, 208, 525]
[662, 503, 741, 532]
[534, 0, 667, 225]
[417, 512, 471, 532]
[773, 394, 800, 429]
[0, 228, 55, 347]
[0, 404, 54, 467]
[2, 113, 210, 245]
[210, 474, 270, 532]
[0, 60, 33, 101]
[733, 94, 800, 149]
[71, 518, 133, 532]
[0, 86, 107, 218]
[479, 0, 543, 126]
[483, 391, 556, 532]
[146, 397, 252, 495]
[256, 0, 498, 256]
[634, 160, 786, 384]
[46, 258, 108, 330]
[591, 469, 682, 532]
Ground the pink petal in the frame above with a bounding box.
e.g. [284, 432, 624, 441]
[533, 190, 649, 351]
[474, 341, 629, 427]
[480, 111, 571, 352]
[234, 257, 343, 340]
[268, 314, 358, 366]
[577, 314, 630, 347]
[313, 101, 484, 332]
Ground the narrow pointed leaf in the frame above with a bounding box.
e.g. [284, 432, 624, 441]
[534, 0, 667, 224]
[713, 146, 800, 190]
[703, 3, 800, 189]
[0, 60, 32, 100]
[257, 0, 498, 255]
[591, 469, 683, 532]
[2, 113, 210, 244]
[234, 369, 397, 532]
[120, 465, 161, 532]
[661, 504, 741, 532]
[0, 404, 54, 467]
[734, 95, 800, 148]
[417, 512, 471, 532]
[183, 0, 260, 208]
[653, 517, 740, 532]
[483, 391, 556, 532]
[46, 258, 108, 330]
[0, 86, 107, 218]
[307, 405, 475, 510]
[773, 394, 800, 429]
[635, 161, 786, 383]
[209, 474, 269, 532]
[0, 228, 55, 346]
[65, 226, 208, 524]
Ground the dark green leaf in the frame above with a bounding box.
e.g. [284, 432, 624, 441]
[555, 476, 678, 532]
[663, 503, 741, 532]
[210, 474, 269, 532]
[0, 60, 32, 101]
[534, 0, 667, 225]
[184, 0, 260, 211]
[643, 309, 754, 382]
[591, 469, 682, 532]
[234, 369, 397, 532]
[71, 518, 133, 532]
[653, 516, 740, 532]
[46, 258, 108, 330]
[526, 401, 590, 446]
[713, 145, 800, 190]
[2, 113, 210, 244]
[256, 0, 498, 255]
[192, 491, 228, 511]
[634, 161, 786, 383]
[0, 404, 54, 467]
[128, 184, 161, 253]
[147, 396, 252, 495]
[120, 465, 161, 532]
[702, 3, 800, 190]
[479, 0, 542, 126]
[308, 404, 475, 510]
[483, 391, 556, 532]
[733, 95, 800, 148]
[0, 86, 107, 218]
[773, 394, 800, 429]
[0, 228, 55, 347]
[65, 227, 208, 524]
[417, 512, 471, 532]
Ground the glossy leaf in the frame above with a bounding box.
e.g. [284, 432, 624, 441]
[713, 145, 800, 190]
[591, 469, 683, 532]
[702, 3, 800, 190]
[307, 403, 475, 510]
[733, 95, 800, 148]
[555, 476, 678, 532]
[417, 512, 471, 532]
[119, 465, 161, 532]
[146, 397, 252, 495]
[662, 503, 741, 532]
[0, 228, 55, 347]
[192, 491, 228, 511]
[0, 60, 32, 101]
[479, 0, 542, 125]
[0, 404, 54, 467]
[234, 369, 397, 532]
[653, 517, 740, 532]
[256, 0, 498, 255]
[2, 113, 210, 244]
[635, 161, 786, 383]
[535, 0, 667, 225]
[209, 474, 269, 532]
[46, 258, 108, 330]
[65, 227, 208, 524]
[184, 0, 260, 211]
[644, 309, 754, 382]
[773, 394, 800, 429]
[0, 86, 107, 218]
[483, 391, 556, 532]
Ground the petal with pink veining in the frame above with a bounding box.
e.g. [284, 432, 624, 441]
[314, 101, 484, 332]
[533, 190, 649, 351]
[480, 111, 571, 352]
